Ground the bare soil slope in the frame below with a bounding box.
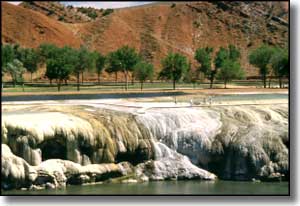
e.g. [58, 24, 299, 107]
[2, 1, 288, 78]
[1, 2, 81, 48]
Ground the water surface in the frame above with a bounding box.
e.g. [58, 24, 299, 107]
[2, 181, 289, 195]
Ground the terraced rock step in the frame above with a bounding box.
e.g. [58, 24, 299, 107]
[2, 102, 288, 190]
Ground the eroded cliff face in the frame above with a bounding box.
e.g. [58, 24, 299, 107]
[1, 103, 288, 190]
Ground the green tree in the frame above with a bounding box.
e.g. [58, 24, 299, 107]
[45, 46, 75, 91]
[228, 44, 241, 61]
[214, 47, 228, 70]
[92, 51, 106, 85]
[2, 44, 15, 70]
[194, 47, 215, 88]
[183, 62, 198, 88]
[19, 48, 40, 82]
[159, 52, 188, 90]
[217, 59, 244, 88]
[270, 48, 288, 88]
[214, 45, 242, 88]
[38, 43, 58, 62]
[5, 59, 26, 87]
[215, 45, 240, 68]
[38, 44, 61, 84]
[115, 46, 140, 90]
[73, 45, 94, 91]
[12, 44, 22, 60]
[106, 51, 122, 83]
[249, 45, 276, 88]
[133, 61, 154, 90]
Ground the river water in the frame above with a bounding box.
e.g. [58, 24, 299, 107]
[2, 181, 289, 195]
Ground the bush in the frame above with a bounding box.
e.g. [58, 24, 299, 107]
[58, 15, 65, 21]
[78, 7, 99, 19]
[47, 10, 54, 16]
[87, 11, 98, 19]
[171, 3, 176, 8]
[102, 9, 114, 16]
[193, 21, 200, 28]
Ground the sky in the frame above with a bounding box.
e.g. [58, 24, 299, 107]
[7, 1, 153, 9]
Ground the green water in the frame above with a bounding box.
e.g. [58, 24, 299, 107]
[2, 181, 289, 195]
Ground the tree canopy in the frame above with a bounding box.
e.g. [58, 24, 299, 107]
[5, 59, 26, 87]
[217, 59, 244, 88]
[106, 45, 140, 90]
[194, 47, 215, 88]
[2, 44, 15, 70]
[92, 51, 106, 84]
[106, 51, 123, 82]
[249, 45, 277, 88]
[159, 52, 188, 90]
[45, 46, 77, 91]
[38, 43, 59, 62]
[215, 45, 240, 69]
[18, 48, 40, 82]
[270, 47, 288, 88]
[215, 45, 243, 88]
[133, 61, 154, 90]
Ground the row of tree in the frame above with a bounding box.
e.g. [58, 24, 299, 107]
[158, 43, 288, 90]
[2, 43, 288, 91]
[249, 45, 288, 88]
[2, 43, 155, 91]
[2, 44, 39, 86]
[193, 45, 244, 89]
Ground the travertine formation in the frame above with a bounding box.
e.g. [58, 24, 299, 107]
[2, 103, 288, 190]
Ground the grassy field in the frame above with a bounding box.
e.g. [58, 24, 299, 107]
[2, 80, 288, 93]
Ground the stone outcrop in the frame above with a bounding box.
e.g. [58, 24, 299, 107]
[2, 103, 288, 190]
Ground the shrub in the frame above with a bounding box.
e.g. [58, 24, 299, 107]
[102, 9, 114, 16]
[58, 15, 65, 21]
[87, 11, 98, 19]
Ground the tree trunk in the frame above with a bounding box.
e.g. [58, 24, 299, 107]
[10, 73, 16, 87]
[57, 79, 61, 92]
[224, 80, 227, 89]
[268, 78, 271, 88]
[125, 71, 128, 91]
[50, 79, 52, 85]
[141, 81, 143, 91]
[210, 74, 214, 89]
[97, 72, 101, 85]
[125, 70, 128, 91]
[64, 79, 68, 85]
[31, 72, 33, 83]
[12, 77, 16, 88]
[263, 74, 267, 88]
[81, 72, 84, 84]
[132, 73, 135, 85]
[173, 79, 176, 90]
[115, 72, 118, 83]
[77, 72, 80, 91]
[279, 77, 282, 88]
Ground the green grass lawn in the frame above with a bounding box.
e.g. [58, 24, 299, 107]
[2, 80, 284, 93]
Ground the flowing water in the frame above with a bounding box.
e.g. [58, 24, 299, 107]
[2, 180, 289, 195]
